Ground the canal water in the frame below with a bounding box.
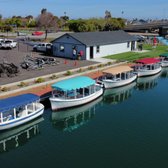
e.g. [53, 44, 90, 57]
[1, 68, 168, 168]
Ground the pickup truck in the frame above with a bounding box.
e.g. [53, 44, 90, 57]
[33, 43, 52, 52]
[0, 39, 17, 49]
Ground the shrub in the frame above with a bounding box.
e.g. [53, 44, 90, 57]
[1, 87, 9, 92]
[88, 66, 94, 70]
[50, 74, 57, 79]
[97, 64, 104, 68]
[18, 81, 28, 87]
[107, 62, 112, 66]
[78, 68, 83, 73]
[35, 78, 45, 83]
[65, 70, 72, 76]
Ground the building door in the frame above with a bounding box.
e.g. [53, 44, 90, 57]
[131, 41, 135, 51]
[90, 46, 94, 59]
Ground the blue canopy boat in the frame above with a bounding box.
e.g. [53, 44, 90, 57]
[0, 93, 44, 131]
[49, 76, 103, 110]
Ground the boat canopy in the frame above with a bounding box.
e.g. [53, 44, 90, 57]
[0, 93, 40, 113]
[51, 76, 95, 91]
[159, 53, 168, 57]
[136, 58, 160, 64]
[103, 66, 133, 75]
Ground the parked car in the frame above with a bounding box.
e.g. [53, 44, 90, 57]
[17, 32, 27, 36]
[0, 39, 17, 49]
[33, 43, 52, 52]
[32, 31, 44, 36]
[0, 38, 4, 44]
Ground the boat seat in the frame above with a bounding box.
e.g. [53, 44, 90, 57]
[18, 110, 27, 117]
[2, 115, 13, 122]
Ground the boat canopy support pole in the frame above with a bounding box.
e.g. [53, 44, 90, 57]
[14, 108, 16, 119]
[25, 105, 28, 115]
[0, 112, 3, 123]
[33, 103, 35, 111]
[74, 90, 76, 99]
[83, 88, 84, 97]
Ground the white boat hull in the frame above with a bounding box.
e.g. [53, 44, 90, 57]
[0, 104, 44, 131]
[52, 96, 103, 121]
[101, 75, 137, 89]
[160, 61, 168, 67]
[136, 67, 162, 77]
[49, 88, 103, 111]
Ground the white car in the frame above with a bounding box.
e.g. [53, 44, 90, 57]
[0, 39, 17, 49]
[33, 43, 52, 52]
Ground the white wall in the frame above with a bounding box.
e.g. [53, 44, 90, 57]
[86, 42, 136, 60]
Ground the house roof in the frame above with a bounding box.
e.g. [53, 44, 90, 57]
[53, 30, 136, 46]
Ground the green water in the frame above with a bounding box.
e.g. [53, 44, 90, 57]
[1, 68, 168, 168]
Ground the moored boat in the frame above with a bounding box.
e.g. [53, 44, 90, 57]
[52, 96, 102, 132]
[0, 117, 43, 153]
[103, 82, 136, 105]
[0, 93, 44, 131]
[136, 72, 161, 91]
[49, 76, 103, 110]
[98, 65, 137, 89]
[158, 53, 168, 67]
[132, 58, 161, 77]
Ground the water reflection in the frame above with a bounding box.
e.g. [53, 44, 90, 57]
[0, 117, 44, 153]
[51, 97, 102, 132]
[103, 82, 136, 104]
[160, 67, 168, 78]
[136, 72, 161, 91]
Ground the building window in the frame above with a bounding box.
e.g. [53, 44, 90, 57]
[96, 46, 100, 53]
[60, 44, 64, 52]
[127, 42, 130, 48]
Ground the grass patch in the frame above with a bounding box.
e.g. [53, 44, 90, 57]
[105, 44, 168, 62]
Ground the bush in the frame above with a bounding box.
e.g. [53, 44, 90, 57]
[77, 68, 83, 73]
[18, 81, 28, 87]
[97, 64, 104, 68]
[1, 87, 9, 92]
[65, 70, 72, 76]
[107, 62, 112, 65]
[88, 66, 94, 70]
[50, 74, 58, 79]
[35, 78, 45, 83]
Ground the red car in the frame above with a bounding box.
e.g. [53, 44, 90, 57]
[32, 31, 44, 36]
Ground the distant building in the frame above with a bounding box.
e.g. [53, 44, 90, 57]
[52, 30, 137, 60]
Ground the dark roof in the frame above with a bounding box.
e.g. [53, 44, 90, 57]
[66, 30, 136, 46]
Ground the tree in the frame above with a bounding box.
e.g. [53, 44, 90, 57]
[27, 19, 37, 27]
[68, 17, 125, 32]
[105, 10, 112, 19]
[36, 9, 58, 39]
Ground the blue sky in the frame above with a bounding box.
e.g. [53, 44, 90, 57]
[0, 0, 168, 19]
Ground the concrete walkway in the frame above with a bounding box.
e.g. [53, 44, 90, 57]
[89, 58, 116, 63]
[133, 49, 149, 53]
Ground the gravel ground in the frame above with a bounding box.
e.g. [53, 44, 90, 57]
[0, 41, 98, 85]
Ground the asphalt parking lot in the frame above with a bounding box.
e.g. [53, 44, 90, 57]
[0, 41, 98, 85]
